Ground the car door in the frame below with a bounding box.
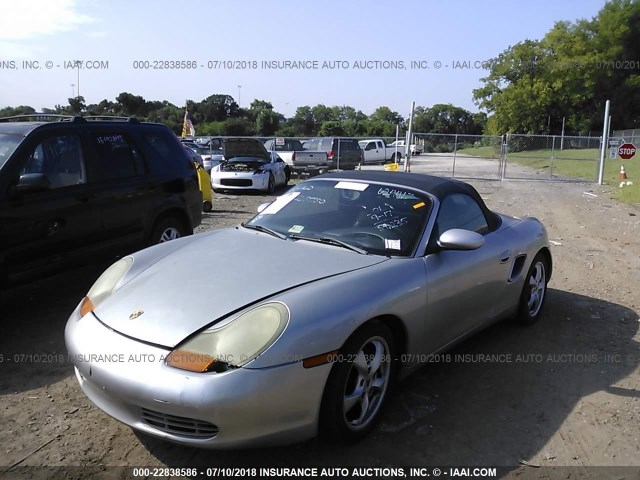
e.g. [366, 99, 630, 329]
[0, 128, 102, 281]
[421, 193, 511, 353]
[362, 141, 377, 163]
[84, 128, 153, 248]
[272, 156, 287, 185]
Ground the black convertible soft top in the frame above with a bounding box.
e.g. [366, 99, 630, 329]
[319, 170, 501, 231]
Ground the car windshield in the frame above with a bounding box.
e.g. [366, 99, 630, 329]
[246, 179, 432, 256]
[0, 133, 22, 169]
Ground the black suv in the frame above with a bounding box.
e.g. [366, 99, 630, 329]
[0, 115, 202, 286]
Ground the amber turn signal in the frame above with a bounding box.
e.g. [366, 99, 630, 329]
[166, 349, 217, 373]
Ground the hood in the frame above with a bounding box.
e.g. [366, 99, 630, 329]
[222, 138, 270, 161]
[93, 228, 388, 347]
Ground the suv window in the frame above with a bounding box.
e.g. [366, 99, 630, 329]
[334, 139, 360, 151]
[142, 131, 193, 174]
[92, 133, 145, 180]
[434, 193, 489, 237]
[22, 134, 85, 188]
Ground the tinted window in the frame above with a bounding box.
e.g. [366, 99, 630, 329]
[22, 134, 85, 188]
[92, 133, 144, 180]
[334, 139, 360, 151]
[434, 193, 489, 237]
[141, 130, 192, 175]
[0, 133, 22, 169]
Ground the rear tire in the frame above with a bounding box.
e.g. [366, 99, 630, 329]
[320, 322, 396, 442]
[516, 253, 549, 324]
[149, 216, 187, 245]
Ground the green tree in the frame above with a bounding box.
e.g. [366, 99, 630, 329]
[474, 0, 640, 134]
[0, 105, 36, 117]
[318, 120, 346, 136]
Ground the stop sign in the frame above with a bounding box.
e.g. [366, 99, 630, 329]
[618, 143, 636, 160]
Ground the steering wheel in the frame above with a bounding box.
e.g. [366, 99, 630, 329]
[344, 231, 387, 245]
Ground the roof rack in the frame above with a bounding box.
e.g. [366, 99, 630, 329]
[0, 114, 78, 123]
[83, 116, 140, 123]
[0, 114, 141, 124]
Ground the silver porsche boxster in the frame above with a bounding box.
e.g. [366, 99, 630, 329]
[65, 171, 552, 449]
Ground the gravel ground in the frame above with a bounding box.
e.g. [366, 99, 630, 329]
[1, 159, 639, 479]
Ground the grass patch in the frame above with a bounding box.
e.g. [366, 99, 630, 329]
[460, 146, 640, 204]
[457, 146, 500, 158]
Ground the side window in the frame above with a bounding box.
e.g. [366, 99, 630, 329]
[22, 134, 85, 189]
[92, 133, 145, 180]
[365, 142, 375, 151]
[433, 194, 489, 239]
[141, 131, 193, 175]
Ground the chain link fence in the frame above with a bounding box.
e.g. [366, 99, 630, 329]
[612, 129, 640, 145]
[503, 134, 602, 181]
[187, 133, 610, 183]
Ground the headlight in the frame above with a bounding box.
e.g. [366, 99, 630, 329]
[78, 256, 134, 318]
[253, 167, 267, 175]
[166, 302, 289, 372]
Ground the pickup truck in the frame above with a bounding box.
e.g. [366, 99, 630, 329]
[390, 139, 423, 155]
[263, 137, 304, 166]
[358, 138, 403, 164]
[292, 137, 362, 174]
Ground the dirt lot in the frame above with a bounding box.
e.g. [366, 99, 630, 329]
[1, 160, 639, 478]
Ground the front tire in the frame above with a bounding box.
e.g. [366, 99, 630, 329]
[266, 173, 275, 194]
[320, 322, 395, 442]
[517, 253, 549, 324]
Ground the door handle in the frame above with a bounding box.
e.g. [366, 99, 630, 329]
[499, 250, 511, 263]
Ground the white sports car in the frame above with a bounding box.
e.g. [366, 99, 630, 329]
[210, 138, 288, 193]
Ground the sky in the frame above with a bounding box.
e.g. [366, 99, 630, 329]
[0, 0, 609, 118]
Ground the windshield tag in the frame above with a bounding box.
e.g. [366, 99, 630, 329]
[334, 181, 368, 191]
[288, 225, 304, 233]
[384, 239, 401, 250]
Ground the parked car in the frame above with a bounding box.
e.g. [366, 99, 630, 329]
[65, 170, 551, 449]
[0, 114, 202, 288]
[210, 138, 288, 193]
[358, 138, 403, 164]
[180, 139, 223, 172]
[191, 137, 224, 173]
[293, 137, 363, 174]
[390, 139, 423, 155]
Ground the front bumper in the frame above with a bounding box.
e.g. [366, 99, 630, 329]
[64, 303, 331, 448]
[211, 171, 269, 191]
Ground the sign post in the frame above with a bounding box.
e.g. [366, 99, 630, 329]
[598, 100, 611, 185]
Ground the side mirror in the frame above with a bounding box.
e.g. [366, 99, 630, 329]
[437, 229, 485, 250]
[15, 173, 50, 194]
[257, 202, 272, 213]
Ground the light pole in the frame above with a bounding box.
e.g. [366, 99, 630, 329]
[74, 60, 82, 98]
[237, 85, 242, 108]
[70, 83, 75, 98]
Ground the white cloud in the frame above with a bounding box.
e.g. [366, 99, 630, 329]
[0, 0, 95, 41]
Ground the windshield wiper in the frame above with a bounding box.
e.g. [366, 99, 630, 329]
[241, 223, 287, 240]
[289, 234, 368, 255]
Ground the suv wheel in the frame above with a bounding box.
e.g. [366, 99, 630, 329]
[150, 217, 186, 245]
